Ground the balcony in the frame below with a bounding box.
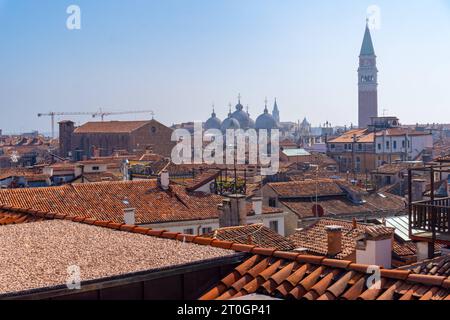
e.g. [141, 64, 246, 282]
[410, 197, 450, 244]
[408, 164, 450, 246]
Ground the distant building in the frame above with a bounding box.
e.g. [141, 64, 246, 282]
[327, 117, 433, 173]
[358, 21, 379, 128]
[204, 96, 279, 134]
[272, 98, 280, 124]
[59, 119, 175, 160]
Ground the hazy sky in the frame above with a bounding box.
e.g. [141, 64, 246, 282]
[1, 0, 450, 134]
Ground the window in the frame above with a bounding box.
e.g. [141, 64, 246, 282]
[402, 141, 406, 148]
[92, 166, 100, 171]
[330, 144, 335, 149]
[151, 126, 157, 134]
[183, 228, 194, 235]
[201, 227, 213, 234]
[269, 198, 277, 208]
[269, 220, 279, 233]
[393, 141, 397, 150]
[358, 144, 362, 151]
[378, 143, 382, 150]
[386, 141, 390, 149]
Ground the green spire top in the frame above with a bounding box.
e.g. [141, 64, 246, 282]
[360, 20, 375, 56]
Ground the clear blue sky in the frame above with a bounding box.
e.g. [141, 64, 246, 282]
[1, 0, 450, 134]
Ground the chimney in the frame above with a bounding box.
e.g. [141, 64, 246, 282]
[325, 225, 343, 257]
[218, 194, 247, 228]
[160, 170, 170, 190]
[411, 179, 426, 202]
[252, 197, 263, 215]
[123, 207, 136, 225]
[356, 226, 394, 269]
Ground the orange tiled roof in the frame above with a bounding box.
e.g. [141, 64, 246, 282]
[185, 170, 221, 192]
[286, 219, 415, 261]
[281, 192, 406, 219]
[0, 181, 225, 225]
[328, 129, 372, 144]
[268, 179, 345, 198]
[0, 180, 282, 225]
[204, 224, 295, 251]
[74, 121, 153, 134]
[0, 210, 43, 225]
[373, 162, 423, 175]
[375, 128, 431, 137]
[199, 253, 450, 300]
[0, 210, 449, 300]
[400, 255, 450, 277]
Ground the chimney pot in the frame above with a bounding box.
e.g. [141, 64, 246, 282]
[325, 225, 343, 257]
[123, 207, 136, 225]
[252, 197, 263, 215]
[160, 170, 170, 190]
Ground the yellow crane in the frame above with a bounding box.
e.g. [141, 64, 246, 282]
[37, 109, 155, 138]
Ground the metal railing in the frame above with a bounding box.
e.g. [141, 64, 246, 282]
[410, 197, 450, 234]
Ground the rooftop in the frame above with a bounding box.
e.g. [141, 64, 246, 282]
[74, 120, 153, 134]
[0, 220, 235, 297]
[203, 224, 295, 251]
[268, 179, 345, 198]
[400, 255, 450, 278]
[0, 180, 224, 225]
[287, 219, 393, 259]
[200, 253, 450, 301]
[281, 192, 406, 219]
[282, 149, 311, 157]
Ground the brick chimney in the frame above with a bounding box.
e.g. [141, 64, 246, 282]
[123, 207, 136, 225]
[325, 225, 343, 257]
[218, 194, 247, 228]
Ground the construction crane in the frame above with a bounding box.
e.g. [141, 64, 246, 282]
[91, 109, 155, 121]
[37, 110, 155, 138]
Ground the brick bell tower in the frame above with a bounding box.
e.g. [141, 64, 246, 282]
[358, 19, 378, 128]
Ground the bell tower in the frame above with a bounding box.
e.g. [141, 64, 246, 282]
[358, 20, 378, 128]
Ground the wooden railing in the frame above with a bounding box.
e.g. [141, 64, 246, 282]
[410, 197, 450, 237]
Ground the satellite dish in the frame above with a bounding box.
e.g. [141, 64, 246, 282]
[312, 204, 324, 217]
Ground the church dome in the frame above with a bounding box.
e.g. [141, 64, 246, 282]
[247, 115, 255, 129]
[231, 100, 250, 129]
[256, 104, 278, 130]
[205, 109, 222, 130]
[221, 112, 241, 132]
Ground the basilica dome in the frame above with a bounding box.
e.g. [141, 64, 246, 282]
[256, 105, 278, 130]
[221, 112, 241, 132]
[205, 110, 222, 130]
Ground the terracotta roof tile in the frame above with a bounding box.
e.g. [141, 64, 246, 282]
[74, 121, 152, 134]
[268, 179, 345, 198]
[203, 224, 295, 251]
[199, 245, 450, 300]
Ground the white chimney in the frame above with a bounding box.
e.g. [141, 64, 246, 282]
[160, 170, 170, 190]
[252, 197, 263, 215]
[356, 226, 393, 269]
[123, 207, 136, 225]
